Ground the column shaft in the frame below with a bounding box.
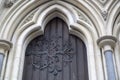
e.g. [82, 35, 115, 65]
[105, 50, 116, 80]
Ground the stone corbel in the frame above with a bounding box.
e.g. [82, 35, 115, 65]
[4, 0, 14, 8]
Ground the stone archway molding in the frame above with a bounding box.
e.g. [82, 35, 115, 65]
[1, 1, 104, 80]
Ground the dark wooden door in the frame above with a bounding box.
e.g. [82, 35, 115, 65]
[22, 18, 89, 80]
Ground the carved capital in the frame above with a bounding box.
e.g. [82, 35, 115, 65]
[0, 39, 12, 51]
[97, 36, 117, 48]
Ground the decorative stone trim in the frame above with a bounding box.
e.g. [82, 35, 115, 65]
[4, 0, 14, 8]
[101, 11, 108, 21]
[97, 36, 117, 48]
[0, 40, 12, 50]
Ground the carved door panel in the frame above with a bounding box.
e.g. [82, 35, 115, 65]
[22, 18, 89, 80]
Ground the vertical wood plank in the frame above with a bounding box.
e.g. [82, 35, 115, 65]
[69, 35, 77, 80]
[77, 38, 85, 80]
[55, 18, 62, 80]
[62, 21, 70, 80]
[43, 23, 51, 80]
[83, 42, 89, 80]
[25, 55, 33, 80]
[48, 18, 57, 80]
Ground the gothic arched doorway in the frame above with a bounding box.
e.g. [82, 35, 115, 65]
[22, 18, 89, 80]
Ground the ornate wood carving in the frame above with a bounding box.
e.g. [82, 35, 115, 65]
[23, 18, 89, 80]
[26, 36, 74, 77]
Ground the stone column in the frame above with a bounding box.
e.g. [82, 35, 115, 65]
[0, 39, 12, 79]
[97, 36, 117, 80]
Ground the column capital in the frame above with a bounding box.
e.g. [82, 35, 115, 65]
[97, 36, 117, 48]
[0, 39, 12, 51]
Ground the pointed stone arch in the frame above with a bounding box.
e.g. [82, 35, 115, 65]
[22, 17, 89, 80]
[2, 1, 104, 80]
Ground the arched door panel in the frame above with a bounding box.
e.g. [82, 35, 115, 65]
[22, 18, 89, 80]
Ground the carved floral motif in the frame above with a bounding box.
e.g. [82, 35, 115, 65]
[4, 1, 14, 8]
[4, 0, 18, 8]
[20, 8, 39, 27]
[26, 35, 74, 78]
[101, 11, 108, 21]
[74, 8, 91, 25]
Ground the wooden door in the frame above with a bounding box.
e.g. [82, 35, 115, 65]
[22, 18, 89, 80]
